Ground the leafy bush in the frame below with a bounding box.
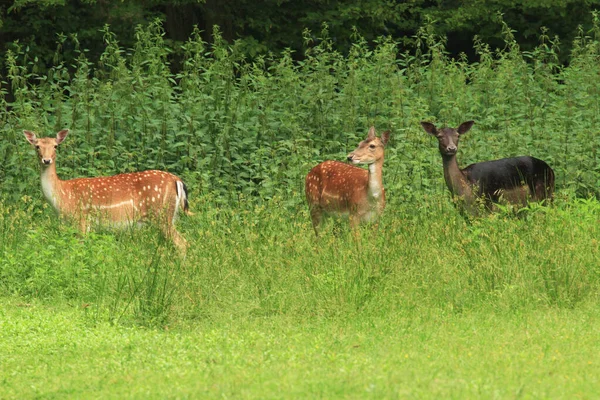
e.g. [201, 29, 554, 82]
[2, 17, 600, 209]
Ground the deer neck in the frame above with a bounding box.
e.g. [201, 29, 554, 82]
[40, 163, 63, 212]
[442, 154, 472, 200]
[367, 159, 384, 202]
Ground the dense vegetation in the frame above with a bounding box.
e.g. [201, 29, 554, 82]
[2, 16, 600, 205]
[1, 17, 600, 398]
[3, 0, 600, 68]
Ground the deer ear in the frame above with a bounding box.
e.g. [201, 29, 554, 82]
[56, 129, 69, 145]
[457, 121, 474, 135]
[367, 126, 376, 139]
[23, 130, 37, 145]
[380, 130, 391, 146]
[420, 122, 437, 135]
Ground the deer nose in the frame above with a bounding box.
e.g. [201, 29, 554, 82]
[446, 145, 457, 154]
[42, 158, 52, 165]
[347, 154, 354, 162]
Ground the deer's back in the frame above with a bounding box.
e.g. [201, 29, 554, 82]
[462, 156, 554, 199]
[305, 160, 368, 210]
[64, 170, 181, 211]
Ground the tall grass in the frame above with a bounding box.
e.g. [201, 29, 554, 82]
[1, 195, 599, 327]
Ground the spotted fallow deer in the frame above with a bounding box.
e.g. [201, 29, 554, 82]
[305, 126, 391, 235]
[23, 129, 191, 251]
[420, 121, 555, 214]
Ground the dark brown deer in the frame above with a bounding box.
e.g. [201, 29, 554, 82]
[420, 121, 555, 214]
[305, 126, 391, 235]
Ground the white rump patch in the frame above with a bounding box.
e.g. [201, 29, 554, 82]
[174, 180, 185, 224]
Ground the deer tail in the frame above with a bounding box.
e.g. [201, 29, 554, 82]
[176, 180, 194, 216]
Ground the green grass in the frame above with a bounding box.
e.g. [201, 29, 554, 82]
[3, 195, 600, 320]
[1, 195, 600, 397]
[2, 301, 600, 398]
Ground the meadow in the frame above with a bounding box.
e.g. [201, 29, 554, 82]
[1, 17, 600, 398]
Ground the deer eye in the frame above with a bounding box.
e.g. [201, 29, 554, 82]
[369, 144, 376, 149]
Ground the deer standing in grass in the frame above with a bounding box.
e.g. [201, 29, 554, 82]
[420, 121, 555, 214]
[305, 126, 390, 235]
[24, 129, 191, 252]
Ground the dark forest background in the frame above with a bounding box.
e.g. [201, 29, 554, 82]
[2, 0, 600, 72]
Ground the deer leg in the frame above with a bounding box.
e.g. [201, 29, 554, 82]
[533, 181, 552, 203]
[310, 208, 322, 237]
[151, 204, 188, 256]
[371, 220, 383, 237]
[349, 213, 361, 229]
[171, 229, 189, 255]
[77, 214, 89, 234]
[160, 222, 188, 256]
[348, 213, 363, 250]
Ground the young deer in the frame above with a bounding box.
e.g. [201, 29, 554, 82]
[24, 129, 191, 252]
[420, 121, 555, 214]
[305, 126, 391, 235]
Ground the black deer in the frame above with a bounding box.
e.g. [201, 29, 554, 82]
[420, 121, 555, 214]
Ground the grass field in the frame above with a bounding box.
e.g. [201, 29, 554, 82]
[2, 301, 600, 399]
[1, 195, 599, 398]
[2, 19, 600, 398]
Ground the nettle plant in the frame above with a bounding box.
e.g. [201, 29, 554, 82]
[1, 17, 600, 208]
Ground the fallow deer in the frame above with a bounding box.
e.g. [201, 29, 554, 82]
[24, 129, 191, 252]
[420, 121, 555, 214]
[305, 126, 391, 235]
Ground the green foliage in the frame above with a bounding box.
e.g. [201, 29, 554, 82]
[3, 0, 600, 69]
[2, 20, 600, 205]
[1, 0, 150, 70]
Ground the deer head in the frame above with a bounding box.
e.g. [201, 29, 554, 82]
[347, 126, 391, 164]
[420, 121, 474, 157]
[23, 129, 69, 167]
